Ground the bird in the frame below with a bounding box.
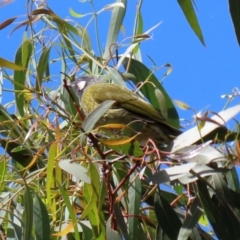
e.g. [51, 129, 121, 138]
[68, 76, 181, 148]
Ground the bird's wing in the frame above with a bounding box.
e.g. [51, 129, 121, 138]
[91, 83, 170, 124]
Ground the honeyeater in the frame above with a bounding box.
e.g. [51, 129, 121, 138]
[68, 76, 181, 147]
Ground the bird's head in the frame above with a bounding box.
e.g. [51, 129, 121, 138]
[68, 76, 100, 100]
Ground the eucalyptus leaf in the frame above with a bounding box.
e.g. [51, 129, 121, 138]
[33, 193, 51, 240]
[171, 145, 226, 165]
[23, 185, 33, 240]
[106, 216, 122, 240]
[178, 165, 226, 185]
[114, 202, 130, 240]
[177, 0, 205, 46]
[14, 39, 33, 117]
[103, 0, 127, 59]
[82, 100, 116, 133]
[107, 66, 125, 86]
[58, 159, 91, 184]
[155, 88, 168, 119]
[36, 47, 51, 93]
[128, 171, 141, 240]
[146, 163, 197, 185]
[154, 191, 182, 239]
[229, 0, 240, 46]
[172, 104, 240, 152]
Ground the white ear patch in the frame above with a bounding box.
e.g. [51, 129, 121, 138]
[77, 81, 87, 90]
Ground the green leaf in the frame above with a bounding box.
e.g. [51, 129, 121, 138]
[56, 181, 80, 240]
[226, 167, 240, 192]
[36, 47, 51, 93]
[177, 197, 203, 239]
[103, 0, 127, 59]
[229, 0, 240, 46]
[11, 145, 28, 153]
[0, 158, 6, 191]
[107, 66, 126, 86]
[197, 180, 237, 239]
[58, 159, 91, 184]
[172, 104, 240, 152]
[79, 222, 93, 239]
[14, 38, 33, 116]
[177, 0, 205, 46]
[155, 88, 168, 119]
[82, 100, 115, 132]
[106, 216, 122, 240]
[69, 7, 86, 18]
[33, 192, 51, 240]
[81, 100, 115, 144]
[114, 202, 130, 240]
[154, 190, 182, 239]
[133, 1, 143, 55]
[212, 194, 240, 239]
[212, 174, 233, 203]
[46, 142, 58, 209]
[128, 170, 141, 240]
[82, 173, 106, 239]
[23, 185, 33, 240]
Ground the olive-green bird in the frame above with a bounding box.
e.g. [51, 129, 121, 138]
[69, 76, 181, 147]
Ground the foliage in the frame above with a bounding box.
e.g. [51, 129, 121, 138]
[0, 1, 240, 240]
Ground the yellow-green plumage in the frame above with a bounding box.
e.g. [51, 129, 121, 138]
[69, 77, 181, 147]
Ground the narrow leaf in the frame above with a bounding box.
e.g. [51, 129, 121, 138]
[147, 162, 197, 185]
[81, 100, 115, 144]
[82, 100, 115, 132]
[106, 216, 122, 240]
[56, 182, 80, 240]
[172, 104, 240, 152]
[107, 66, 126, 86]
[154, 191, 182, 239]
[14, 39, 33, 116]
[177, 197, 203, 239]
[23, 185, 33, 240]
[229, 0, 240, 46]
[33, 193, 51, 240]
[0, 57, 25, 70]
[36, 47, 51, 92]
[197, 181, 232, 239]
[128, 171, 141, 240]
[177, 0, 205, 46]
[103, 0, 127, 59]
[46, 142, 57, 214]
[58, 159, 91, 184]
[114, 202, 130, 240]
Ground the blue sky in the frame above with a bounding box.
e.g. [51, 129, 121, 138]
[0, 0, 239, 123]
